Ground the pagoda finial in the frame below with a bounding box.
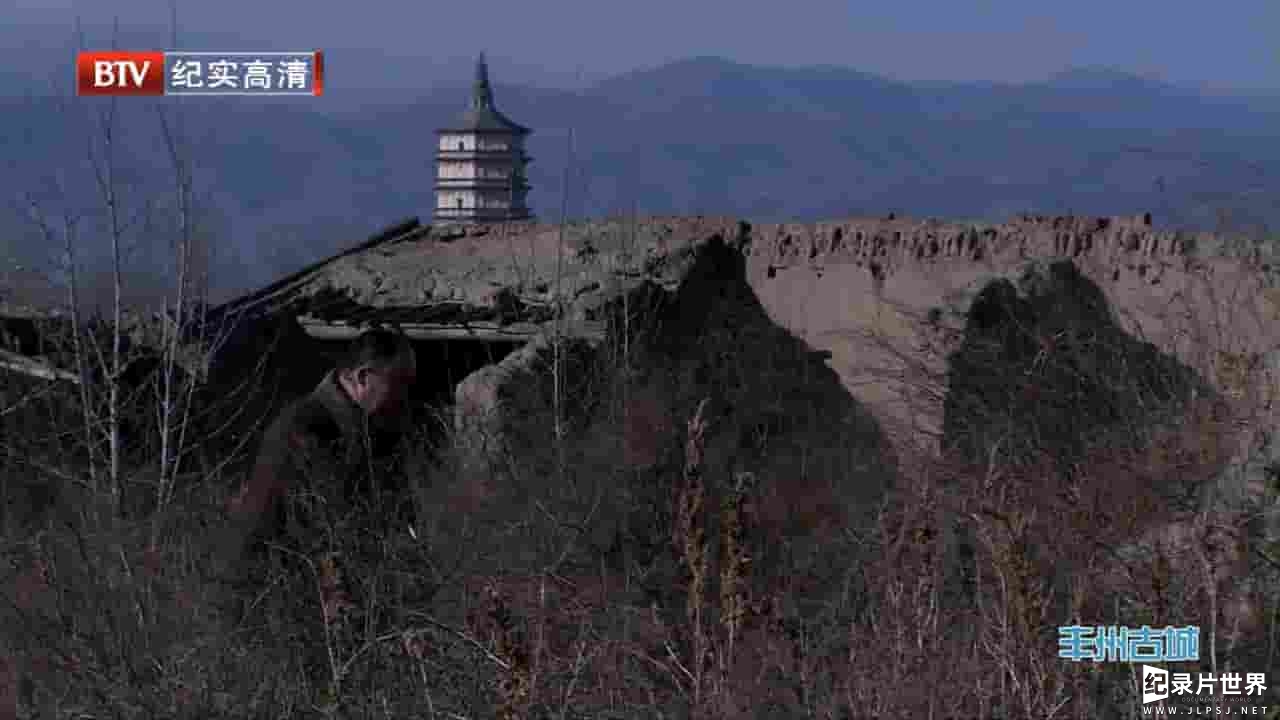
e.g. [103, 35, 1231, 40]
[472, 52, 493, 109]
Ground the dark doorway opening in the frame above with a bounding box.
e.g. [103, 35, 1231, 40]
[408, 338, 522, 408]
[203, 321, 526, 477]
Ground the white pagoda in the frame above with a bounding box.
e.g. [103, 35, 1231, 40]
[434, 53, 533, 222]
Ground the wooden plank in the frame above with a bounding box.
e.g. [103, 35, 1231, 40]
[296, 316, 605, 342]
[0, 348, 80, 384]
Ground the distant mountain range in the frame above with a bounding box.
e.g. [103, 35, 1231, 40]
[2, 55, 1279, 299]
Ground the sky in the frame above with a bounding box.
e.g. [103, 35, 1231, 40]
[1, 0, 1278, 93]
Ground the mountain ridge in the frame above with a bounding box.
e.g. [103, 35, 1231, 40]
[2, 55, 1278, 297]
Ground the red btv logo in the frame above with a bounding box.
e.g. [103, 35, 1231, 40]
[76, 52, 165, 96]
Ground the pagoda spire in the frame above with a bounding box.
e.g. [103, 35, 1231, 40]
[472, 52, 494, 110]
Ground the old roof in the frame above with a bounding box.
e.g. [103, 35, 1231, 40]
[437, 53, 531, 136]
[206, 216, 429, 324]
[204, 214, 744, 344]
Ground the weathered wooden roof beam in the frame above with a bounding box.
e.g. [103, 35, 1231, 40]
[0, 348, 80, 384]
[296, 315, 605, 343]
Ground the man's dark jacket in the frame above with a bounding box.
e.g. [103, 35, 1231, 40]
[219, 371, 415, 586]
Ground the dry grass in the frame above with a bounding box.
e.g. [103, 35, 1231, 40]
[2, 353, 1278, 718]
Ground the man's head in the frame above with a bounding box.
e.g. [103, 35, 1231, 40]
[335, 329, 417, 418]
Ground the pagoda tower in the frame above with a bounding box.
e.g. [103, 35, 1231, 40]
[434, 53, 533, 222]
